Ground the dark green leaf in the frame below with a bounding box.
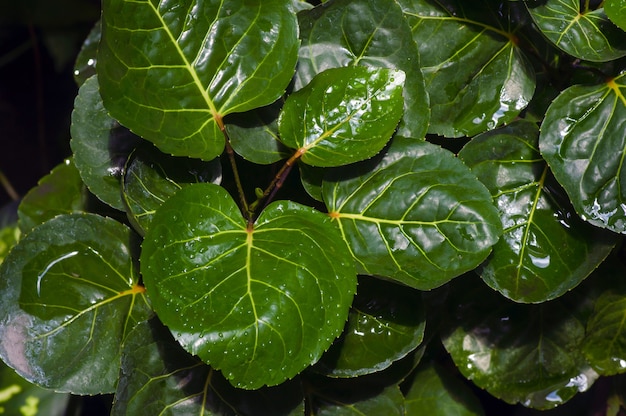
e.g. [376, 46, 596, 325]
[606, 0, 626, 31]
[441, 275, 599, 409]
[113, 319, 304, 415]
[539, 73, 626, 233]
[398, 0, 535, 137]
[459, 121, 617, 303]
[141, 183, 357, 389]
[296, 0, 430, 139]
[17, 159, 88, 234]
[71, 75, 141, 211]
[312, 276, 425, 377]
[527, 0, 626, 62]
[278, 66, 405, 167]
[98, 0, 299, 161]
[323, 137, 502, 290]
[73, 20, 100, 86]
[298, 164, 324, 202]
[404, 361, 485, 416]
[122, 143, 221, 235]
[0, 213, 152, 394]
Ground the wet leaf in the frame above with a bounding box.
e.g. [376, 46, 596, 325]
[539, 72, 626, 233]
[71, 75, 141, 211]
[296, 0, 430, 139]
[606, 0, 626, 31]
[404, 361, 485, 416]
[441, 275, 599, 410]
[98, 0, 299, 161]
[73, 20, 100, 86]
[122, 143, 222, 235]
[459, 121, 617, 303]
[141, 183, 357, 389]
[526, 0, 626, 62]
[398, 0, 535, 137]
[323, 137, 502, 290]
[0, 213, 152, 394]
[312, 276, 425, 377]
[113, 319, 304, 416]
[278, 66, 405, 167]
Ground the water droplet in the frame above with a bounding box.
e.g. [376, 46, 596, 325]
[218, 332, 224, 338]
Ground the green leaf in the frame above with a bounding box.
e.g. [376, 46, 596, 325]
[403, 361, 485, 416]
[122, 143, 222, 235]
[17, 159, 88, 234]
[312, 276, 425, 377]
[113, 319, 304, 415]
[441, 275, 599, 410]
[0, 213, 152, 394]
[98, 0, 299, 161]
[71, 75, 141, 212]
[539, 73, 626, 233]
[323, 137, 502, 290]
[583, 288, 626, 375]
[278, 66, 405, 167]
[526, 0, 626, 62]
[73, 20, 100, 86]
[606, 0, 626, 31]
[398, 0, 535, 137]
[296, 0, 430, 139]
[459, 121, 617, 303]
[141, 183, 357, 389]
[0, 225, 19, 267]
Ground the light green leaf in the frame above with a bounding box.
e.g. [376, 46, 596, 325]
[98, 0, 299, 161]
[606, 0, 626, 31]
[0, 213, 152, 394]
[141, 183, 357, 389]
[459, 121, 617, 303]
[278, 66, 405, 167]
[323, 137, 502, 290]
[527, 0, 626, 62]
[296, 0, 430, 139]
[398, 0, 535, 137]
[539, 72, 626, 233]
[71, 75, 141, 212]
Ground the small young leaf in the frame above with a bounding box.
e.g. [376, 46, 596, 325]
[278, 66, 405, 167]
[141, 183, 357, 389]
[0, 213, 152, 394]
[323, 137, 502, 290]
[540, 73, 626, 233]
[98, 0, 299, 161]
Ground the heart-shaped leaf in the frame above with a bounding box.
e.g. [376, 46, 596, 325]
[112, 318, 305, 415]
[398, 0, 535, 137]
[296, 0, 430, 139]
[98, 0, 299, 161]
[312, 276, 425, 377]
[526, 0, 626, 62]
[71, 75, 141, 212]
[606, 0, 626, 31]
[278, 66, 405, 167]
[141, 183, 357, 389]
[441, 275, 599, 410]
[459, 121, 617, 303]
[539, 73, 626, 233]
[323, 137, 502, 290]
[0, 213, 152, 394]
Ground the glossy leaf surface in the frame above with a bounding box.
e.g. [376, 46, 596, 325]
[404, 361, 485, 416]
[113, 319, 304, 415]
[527, 0, 626, 62]
[0, 213, 151, 394]
[141, 183, 357, 389]
[98, 0, 299, 160]
[278, 66, 405, 167]
[122, 143, 221, 235]
[296, 0, 430, 139]
[323, 137, 502, 290]
[442, 276, 599, 409]
[459, 121, 617, 303]
[606, 0, 626, 31]
[73, 20, 100, 86]
[71, 75, 141, 211]
[398, 0, 535, 137]
[312, 276, 425, 377]
[539, 73, 626, 233]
